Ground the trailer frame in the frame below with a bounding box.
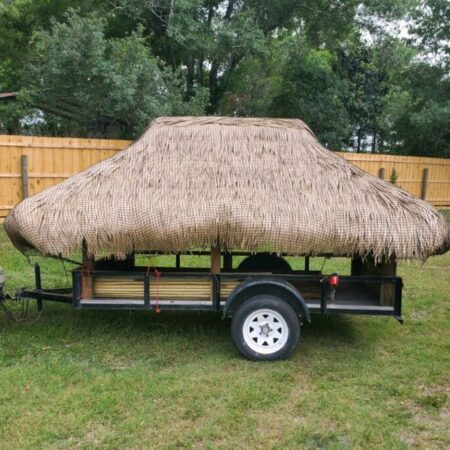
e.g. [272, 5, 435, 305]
[17, 259, 403, 323]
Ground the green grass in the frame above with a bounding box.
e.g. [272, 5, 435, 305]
[1, 226, 449, 449]
[440, 208, 450, 222]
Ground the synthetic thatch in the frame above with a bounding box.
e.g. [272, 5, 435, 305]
[4, 116, 450, 261]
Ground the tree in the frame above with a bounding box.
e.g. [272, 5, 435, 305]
[412, 0, 450, 68]
[382, 62, 450, 157]
[377, 0, 450, 156]
[22, 10, 207, 137]
[271, 39, 351, 149]
[0, 0, 449, 155]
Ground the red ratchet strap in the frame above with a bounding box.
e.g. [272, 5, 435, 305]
[146, 260, 161, 314]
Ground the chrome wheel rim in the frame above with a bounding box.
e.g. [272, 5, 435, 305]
[242, 308, 289, 355]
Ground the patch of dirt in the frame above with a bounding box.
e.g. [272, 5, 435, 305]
[398, 385, 450, 448]
[408, 309, 428, 321]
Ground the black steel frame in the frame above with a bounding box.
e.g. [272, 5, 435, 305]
[19, 264, 403, 322]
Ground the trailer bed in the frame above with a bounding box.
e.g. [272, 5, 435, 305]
[19, 265, 402, 322]
[68, 269, 402, 319]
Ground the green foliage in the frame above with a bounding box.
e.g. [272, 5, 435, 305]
[22, 10, 207, 137]
[272, 41, 351, 149]
[390, 168, 398, 184]
[412, 0, 450, 66]
[336, 41, 391, 152]
[0, 0, 449, 154]
[382, 62, 450, 157]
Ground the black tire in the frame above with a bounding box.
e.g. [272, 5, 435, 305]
[237, 254, 292, 273]
[231, 295, 300, 361]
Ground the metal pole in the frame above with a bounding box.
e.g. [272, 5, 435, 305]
[35, 263, 43, 312]
[224, 252, 232, 271]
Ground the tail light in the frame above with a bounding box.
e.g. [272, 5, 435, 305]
[329, 273, 340, 288]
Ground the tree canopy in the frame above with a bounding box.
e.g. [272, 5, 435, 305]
[0, 0, 448, 156]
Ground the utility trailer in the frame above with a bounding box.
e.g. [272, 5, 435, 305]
[4, 116, 448, 361]
[3, 116, 448, 360]
[3, 250, 403, 361]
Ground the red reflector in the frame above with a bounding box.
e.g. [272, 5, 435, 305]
[330, 274, 340, 287]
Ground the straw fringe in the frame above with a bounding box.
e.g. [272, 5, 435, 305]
[4, 116, 450, 261]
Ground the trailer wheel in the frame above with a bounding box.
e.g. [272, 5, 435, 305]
[231, 295, 300, 361]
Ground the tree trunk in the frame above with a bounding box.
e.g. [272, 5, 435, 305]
[186, 57, 195, 98]
[208, 60, 220, 113]
[196, 54, 205, 86]
[225, 0, 235, 20]
[207, 0, 235, 113]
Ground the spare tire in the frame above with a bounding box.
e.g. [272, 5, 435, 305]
[237, 254, 292, 273]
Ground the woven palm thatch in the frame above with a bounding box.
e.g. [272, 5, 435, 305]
[4, 116, 450, 261]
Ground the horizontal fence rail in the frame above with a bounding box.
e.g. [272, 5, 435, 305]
[1, 134, 449, 218]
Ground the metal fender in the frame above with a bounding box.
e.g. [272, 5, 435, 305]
[223, 277, 311, 322]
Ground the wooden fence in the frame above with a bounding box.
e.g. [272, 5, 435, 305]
[1, 134, 449, 219]
[340, 153, 450, 207]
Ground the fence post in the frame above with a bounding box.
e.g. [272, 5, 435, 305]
[21, 154, 29, 199]
[421, 168, 429, 200]
[378, 168, 385, 180]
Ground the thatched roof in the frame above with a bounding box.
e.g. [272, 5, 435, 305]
[5, 117, 450, 261]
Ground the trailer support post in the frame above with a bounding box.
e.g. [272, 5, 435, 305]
[211, 245, 221, 274]
[35, 263, 43, 312]
[224, 252, 232, 271]
[81, 240, 94, 300]
[211, 245, 221, 311]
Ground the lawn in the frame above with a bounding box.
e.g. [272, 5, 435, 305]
[0, 222, 449, 449]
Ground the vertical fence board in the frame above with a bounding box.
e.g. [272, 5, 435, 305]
[0, 135, 449, 218]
